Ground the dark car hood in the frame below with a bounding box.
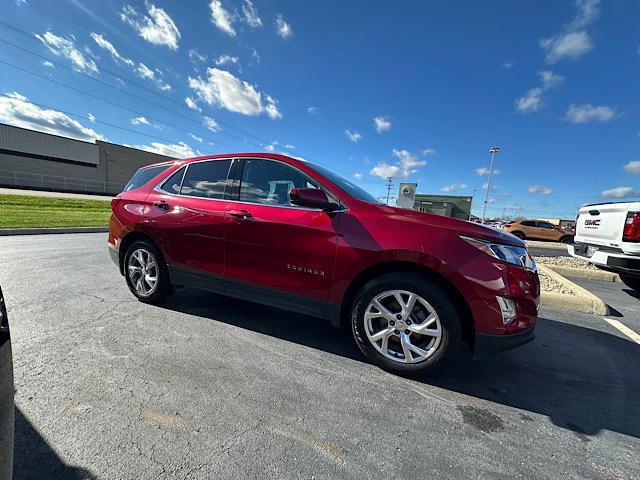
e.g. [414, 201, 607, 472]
[374, 205, 526, 247]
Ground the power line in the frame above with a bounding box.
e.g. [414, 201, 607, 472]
[0, 21, 279, 149]
[0, 92, 221, 155]
[0, 58, 243, 152]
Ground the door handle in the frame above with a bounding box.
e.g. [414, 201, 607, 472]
[153, 200, 169, 210]
[228, 209, 252, 219]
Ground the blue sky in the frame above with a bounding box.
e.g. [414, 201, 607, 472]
[1, 0, 639, 218]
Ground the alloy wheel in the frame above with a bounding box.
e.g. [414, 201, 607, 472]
[127, 248, 158, 296]
[364, 290, 442, 364]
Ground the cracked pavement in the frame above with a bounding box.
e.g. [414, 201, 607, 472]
[2, 233, 640, 479]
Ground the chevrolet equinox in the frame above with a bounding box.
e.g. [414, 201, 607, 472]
[109, 154, 539, 375]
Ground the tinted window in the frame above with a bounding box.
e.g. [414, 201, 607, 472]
[309, 163, 381, 204]
[123, 164, 171, 192]
[181, 160, 232, 199]
[160, 167, 185, 194]
[537, 221, 555, 229]
[239, 159, 317, 206]
[521, 220, 535, 227]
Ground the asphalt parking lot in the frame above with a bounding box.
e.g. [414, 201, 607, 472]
[3, 233, 640, 480]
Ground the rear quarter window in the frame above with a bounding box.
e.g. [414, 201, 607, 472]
[123, 164, 171, 192]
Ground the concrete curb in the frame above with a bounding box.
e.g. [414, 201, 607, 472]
[539, 264, 609, 316]
[543, 264, 622, 283]
[0, 227, 108, 236]
[526, 241, 568, 251]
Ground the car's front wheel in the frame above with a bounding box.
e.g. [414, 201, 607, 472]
[619, 274, 640, 292]
[124, 240, 173, 303]
[351, 273, 461, 376]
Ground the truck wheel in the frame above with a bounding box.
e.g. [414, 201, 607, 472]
[619, 274, 640, 292]
[351, 272, 461, 376]
[124, 240, 174, 303]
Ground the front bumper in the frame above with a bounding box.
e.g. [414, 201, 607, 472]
[474, 326, 535, 358]
[108, 243, 120, 271]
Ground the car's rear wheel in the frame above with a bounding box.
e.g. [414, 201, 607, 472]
[351, 273, 461, 376]
[619, 274, 640, 292]
[124, 240, 173, 303]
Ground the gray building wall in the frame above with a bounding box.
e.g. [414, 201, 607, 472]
[0, 123, 175, 195]
[413, 194, 473, 221]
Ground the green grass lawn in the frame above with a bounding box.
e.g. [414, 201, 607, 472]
[0, 194, 112, 228]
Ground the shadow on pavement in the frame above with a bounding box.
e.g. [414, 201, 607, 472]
[161, 288, 640, 441]
[14, 408, 95, 480]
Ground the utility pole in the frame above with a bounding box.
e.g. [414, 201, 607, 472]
[385, 177, 393, 205]
[481, 146, 500, 223]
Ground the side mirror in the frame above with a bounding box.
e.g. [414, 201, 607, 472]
[289, 188, 339, 211]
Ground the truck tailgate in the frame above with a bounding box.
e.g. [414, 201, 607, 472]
[575, 203, 630, 247]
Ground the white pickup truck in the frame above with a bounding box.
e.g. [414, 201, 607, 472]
[568, 201, 640, 291]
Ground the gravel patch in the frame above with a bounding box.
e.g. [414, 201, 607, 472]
[535, 256, 598, 270]
[539, 269, 576, 295]
[526, 240, 568, 250]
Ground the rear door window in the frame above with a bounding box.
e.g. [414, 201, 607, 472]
[160, 167, 186, 194]
[180, 160, 233, 199]
[123, 164, 171, 192]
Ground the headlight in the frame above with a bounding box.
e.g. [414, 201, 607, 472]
[460, 235, 537, 271]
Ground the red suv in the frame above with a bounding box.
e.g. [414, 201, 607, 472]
[109, 154, 539, 375]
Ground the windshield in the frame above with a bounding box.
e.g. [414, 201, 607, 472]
[310, 163, 382, 204]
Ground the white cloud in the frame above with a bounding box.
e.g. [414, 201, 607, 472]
[188, 68, 281, 119]
[353, 172, 363, 180]
[0, 91, 105, 142]
[540, 0, 600, 63]
[209, 0, 236, 37]
[242, 0, 262, 27]
[36, 31, 98, 74]
[601, 186, 640, 199]
[284, 144, 295, 149]
[275, 14, 292, 39]
[87, 113, 96, 122]
[515, 70, 563, 113]
[42, 60, 54, 68]
[131, 116, 150, 125]
[120, 3, 180, 50]
[203, 115, 219, 132]
[441, 183, 467, 192]
[264, 141, 277, 152]
[370, 163, 401, 179]
[374, 116, 391, 133]
[345, 130, 362, 143]
[135, 141, 195, 158]
[188, 49, 207, 63]
[16, 0, 27, 6]
[566, 103, 616, 123]
[476, 167, 501, 176]
[422, 148, 437, 156]
[307, 106, 317, 115]
[135, 63, 172, 91]
[185, 97, 202, 112]
[482, 183, 499, 191]
[528, 185, 553, 195]
[90, 33, 134, 66]
[215, 54, 240, 67]
[503, 62, 513, 69]
[623, 160, 640, 175]
[392, 149, 426, 170]
[188, 133, 203, 142]
[251, 48, 260, 63]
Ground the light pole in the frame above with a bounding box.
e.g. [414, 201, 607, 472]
[385, 176, 393, 205]
[481, 146, 500, 223]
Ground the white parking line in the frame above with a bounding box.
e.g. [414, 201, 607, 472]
[603, 318, 640, 345]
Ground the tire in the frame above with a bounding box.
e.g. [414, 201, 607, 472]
[124, 239, 174, 303]
[351, 272, 461, 376]
[511, 231, 525, 240]
[560, 236, 574, 244]
[619, 274, 640, 292]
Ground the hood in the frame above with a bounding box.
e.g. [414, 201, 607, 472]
[375, 205, 526, 247]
